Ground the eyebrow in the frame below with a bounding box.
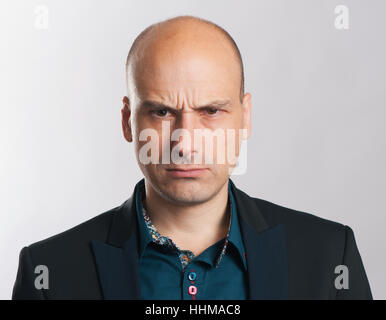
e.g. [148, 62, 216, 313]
[140, 99, 232, 110]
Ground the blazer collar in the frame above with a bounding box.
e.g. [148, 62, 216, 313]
[91, 178, 288, 299]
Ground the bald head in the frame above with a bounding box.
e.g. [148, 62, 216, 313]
[125, 15, 245, 103]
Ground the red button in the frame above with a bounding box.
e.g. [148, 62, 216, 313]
[188, 285, 197, 295]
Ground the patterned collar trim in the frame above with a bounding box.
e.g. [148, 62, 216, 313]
[140, 191, 232, 271]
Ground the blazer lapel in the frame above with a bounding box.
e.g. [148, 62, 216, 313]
[230, 180, 289, 299]
[91, 192, 142, 300]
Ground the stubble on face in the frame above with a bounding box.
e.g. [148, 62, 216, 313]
[127, 19, 248, 206]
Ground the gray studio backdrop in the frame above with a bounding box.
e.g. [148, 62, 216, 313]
[1, 0, 385, 299]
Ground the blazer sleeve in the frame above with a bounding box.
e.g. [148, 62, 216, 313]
[335, 226, 373, 300]
[12, 246, 46, 300]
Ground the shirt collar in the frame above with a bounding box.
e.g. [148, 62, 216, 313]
[135, 178, 247, 270]
[227, 180, 247, 270]
[135, 178, 152, 261]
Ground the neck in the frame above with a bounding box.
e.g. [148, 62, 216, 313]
[143, 179, 230, 250]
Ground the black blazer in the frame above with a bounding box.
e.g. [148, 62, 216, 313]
[12, 179, 372, 299]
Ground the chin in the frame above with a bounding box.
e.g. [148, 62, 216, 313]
[160, 181, 212, 203]
[165, 191, 211, 205]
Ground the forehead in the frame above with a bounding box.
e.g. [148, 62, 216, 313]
[130, 31, 241, 104]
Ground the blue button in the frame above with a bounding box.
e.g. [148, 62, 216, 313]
[188, 272, 197, 281]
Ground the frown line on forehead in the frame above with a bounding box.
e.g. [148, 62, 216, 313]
[139, 99, 232, 110]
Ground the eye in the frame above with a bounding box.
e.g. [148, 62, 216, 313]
[205, 107, 221, 116]
[151, 109, 170, 118]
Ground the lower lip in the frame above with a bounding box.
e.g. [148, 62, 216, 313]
[166, 169, 208, 178]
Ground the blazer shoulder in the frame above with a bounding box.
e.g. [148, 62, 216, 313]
[248, 196, 372, 299]
[26, 202, 124, 252]
[250, 197, 353, 263]
[13, 202, 129, 299]
[252, 196, 347, 237]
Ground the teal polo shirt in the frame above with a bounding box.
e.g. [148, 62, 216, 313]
[134, 178, 248, 300]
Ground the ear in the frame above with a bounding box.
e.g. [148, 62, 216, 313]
[241, 92, 252, 139]
[121, 96, 133, 142]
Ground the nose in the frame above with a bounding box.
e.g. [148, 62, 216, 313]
[171, 111, 200, 164]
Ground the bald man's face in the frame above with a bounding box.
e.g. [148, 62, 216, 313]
[122, 22, 251, 205]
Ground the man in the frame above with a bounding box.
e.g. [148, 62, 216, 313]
[12, 15, 372, 300]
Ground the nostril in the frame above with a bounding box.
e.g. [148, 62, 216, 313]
[179, 150, 183, 157]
